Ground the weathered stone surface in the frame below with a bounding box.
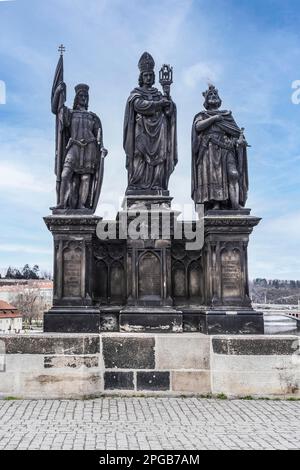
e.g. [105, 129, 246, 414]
[119, 313, 183, 333]
[212, 336, 299, 355]
[100, 314, 119, 332]
[199, 313, 264, 335]
[44, 355, 99, 369]
[22, 372, 103, 399]
[172, 371, 211, 394]
[137, 371, 170, 391]
[5, 355, 44, 371]
[156, 335, 210, 369]
[212, 370, 299, 397]
[183, 313, 201, 332]
[104, 371, 134, 390]
[102, 336, 155, 369]
[44, 313, 100, 333]
[212, 354, 300, 372]
[0, 334, 100, 355]
[1, 333, 299, 398]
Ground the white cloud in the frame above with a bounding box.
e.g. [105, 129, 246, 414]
[0, 161, 50, 193]
[183, 62, 221, 89]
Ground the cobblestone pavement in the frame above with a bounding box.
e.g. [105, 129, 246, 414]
[0, 398, 299, 450]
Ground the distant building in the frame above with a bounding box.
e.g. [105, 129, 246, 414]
[0, 280, 53, 304]
[0, 300, 22, 334]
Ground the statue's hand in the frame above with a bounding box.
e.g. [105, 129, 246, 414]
[160, 97, 171, 108]
[214, 114, 223, 122]
[58, 81, 66, 94]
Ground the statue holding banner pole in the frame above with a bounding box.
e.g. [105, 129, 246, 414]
[50, 45, 107, 213]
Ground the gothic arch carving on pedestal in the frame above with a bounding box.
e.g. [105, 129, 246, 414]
[138, 251, 161, 299]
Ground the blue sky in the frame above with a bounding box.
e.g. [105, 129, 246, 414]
[0, 0, 299, 279]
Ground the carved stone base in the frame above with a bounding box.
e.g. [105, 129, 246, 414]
[44, 308, 100, 333]
[51, 208, 94, 216]
[122, 194, 173, 210]
[203, 210, 260, 308]
[198, 209, 263, 334]
[198, 310, 264, 335]
[43, 208, 263, 335]
[43, 215, 101, 333]
[119, 307, 182, 333]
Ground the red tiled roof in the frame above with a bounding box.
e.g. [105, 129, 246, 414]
[0, 300, 22, 318]
[0, 313, 22, 319]
[0, 300, 17, 310]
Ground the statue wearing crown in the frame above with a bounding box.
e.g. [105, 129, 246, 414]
[50, 50, 107, 212]
[191, 85, 249, 212]
[123, 52, 177, 193]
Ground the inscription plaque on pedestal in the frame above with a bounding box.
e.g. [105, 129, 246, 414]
[63, 244, 82, 297]
[221, 249, 242, 299]
[138, 252, 161, 298]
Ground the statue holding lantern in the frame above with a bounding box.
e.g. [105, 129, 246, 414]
[123, 52, 177, 193]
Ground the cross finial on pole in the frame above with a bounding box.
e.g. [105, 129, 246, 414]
[58, 44, 66, 56]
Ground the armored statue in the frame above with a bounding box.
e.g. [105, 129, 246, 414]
[51, 47, 107, 212]
[191, 85, 249, 211]
[123, 52, 177, 193]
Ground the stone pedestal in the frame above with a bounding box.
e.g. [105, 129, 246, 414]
[43, 207, 263, 335]
[198, 209, 264, 334]
[44, 215, 101, 333]
[117, 194, 182, 332]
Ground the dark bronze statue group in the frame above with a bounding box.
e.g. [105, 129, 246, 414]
[51, 50, 249, 214]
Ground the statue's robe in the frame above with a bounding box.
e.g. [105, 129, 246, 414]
[123, 87, 177, 191]
[191, 110, 248, 207]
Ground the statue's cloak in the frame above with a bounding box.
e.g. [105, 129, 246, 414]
[191, 110, 248, 206]
[124, 87, 177, 189]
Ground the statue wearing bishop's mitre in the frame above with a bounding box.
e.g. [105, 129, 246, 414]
[123, 52, 177, 194]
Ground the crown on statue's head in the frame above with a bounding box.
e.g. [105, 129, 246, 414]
[74, 83, 89, 94]
[202, 84, 218, 98]
[138, 52, 155, 73]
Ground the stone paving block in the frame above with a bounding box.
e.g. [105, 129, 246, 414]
[172, 371, 211, 394]
[212, 336, 299, 356]
[0, 334, 100, 355]
[104, 372, 134, 390]
[156, 335, 210, 369]
[136, 371, 170, 391]
[102, 336, 155, 369]
[212, 370, 300, 397]
[19, 371, 103, 399]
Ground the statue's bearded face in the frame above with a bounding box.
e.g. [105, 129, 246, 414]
[77, 91, 89, 109]
[142, 71, 154, 87]
[205, 90, 222, 110]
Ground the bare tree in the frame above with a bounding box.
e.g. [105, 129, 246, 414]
[10, 287, 51, 328]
